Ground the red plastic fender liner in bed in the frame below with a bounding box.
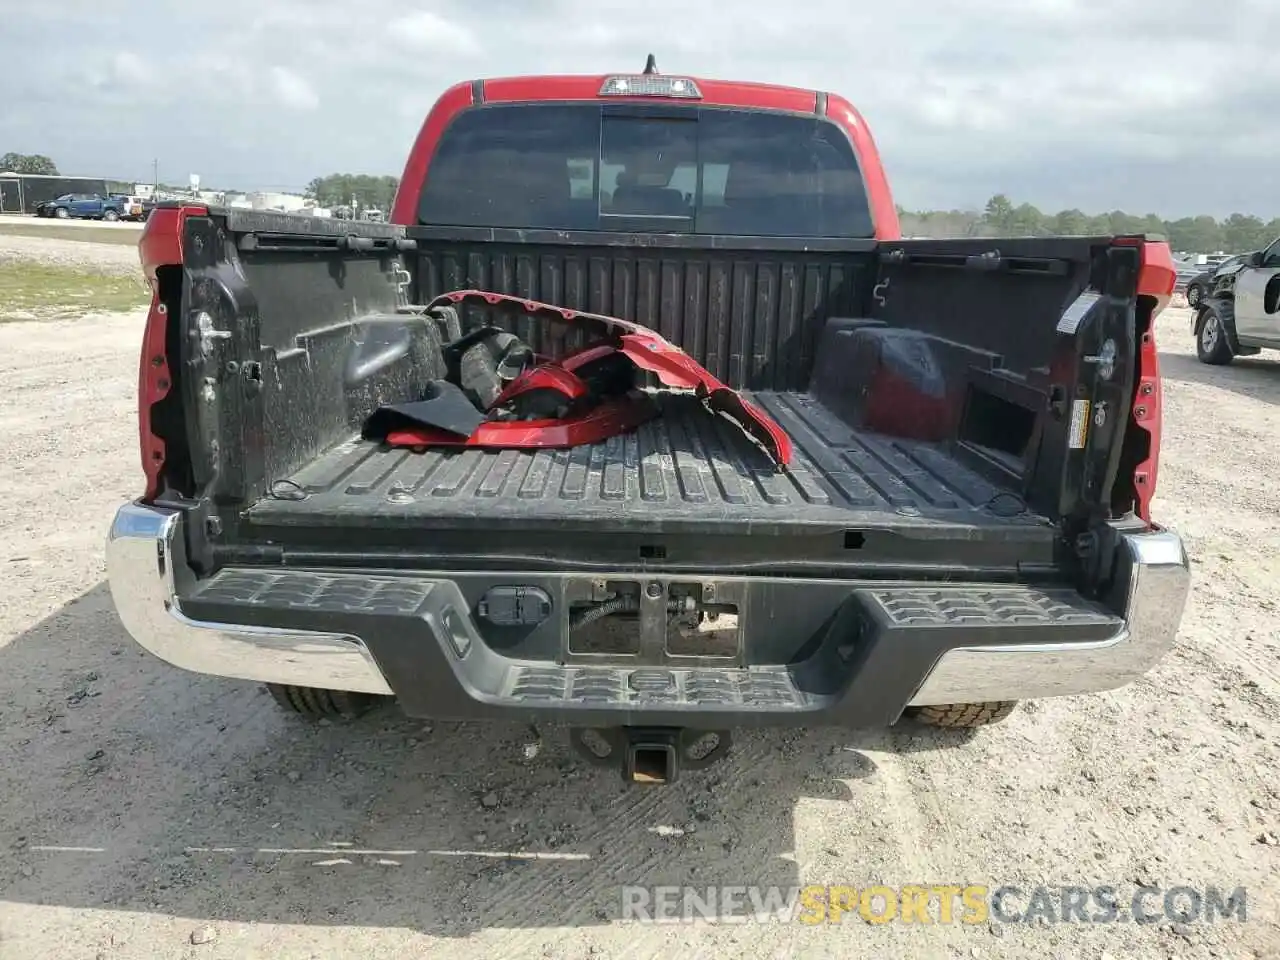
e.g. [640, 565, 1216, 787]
[424, 290, 795, 468]
[386, 394, 658, 450]
[488, 361, 590, 411]
[559, 343, 621, 373]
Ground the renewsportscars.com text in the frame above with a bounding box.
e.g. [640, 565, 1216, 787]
[621, 884, 1248, 926]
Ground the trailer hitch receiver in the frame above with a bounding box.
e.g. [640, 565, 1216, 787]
[570, 726, 732, 784]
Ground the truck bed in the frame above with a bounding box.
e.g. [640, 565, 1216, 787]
[248, 391, 1051, 544]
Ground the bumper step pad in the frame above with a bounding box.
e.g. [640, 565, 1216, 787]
[861, 585, 1120, 629]
[509, 665, 804, 708]
[190, 568, 439, 615]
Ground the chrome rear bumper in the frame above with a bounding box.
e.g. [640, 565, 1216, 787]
[908, 528, 1190, 705]
[106, 503, 393, 695]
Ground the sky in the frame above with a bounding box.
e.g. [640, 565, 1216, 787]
[1, 0, 1277, 219]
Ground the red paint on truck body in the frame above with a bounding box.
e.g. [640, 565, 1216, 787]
[1113, 237, 1176, 522]
[136, 204, 207, 500]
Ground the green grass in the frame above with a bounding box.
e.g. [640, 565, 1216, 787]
[0, 220, 143, 246]
[0, 261, 150, 320]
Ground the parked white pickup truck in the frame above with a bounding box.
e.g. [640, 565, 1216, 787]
[1195, 236, 1280, 364]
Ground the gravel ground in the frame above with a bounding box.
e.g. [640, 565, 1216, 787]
[0, 215, 142, 232]
[0, 239, 1276, 959]
[0, 233, 143, 276]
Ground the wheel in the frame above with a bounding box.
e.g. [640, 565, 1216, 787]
[53, 206, 69, 219]
[1195, 302, 1234, 365]
[102, 208, 119, 222]
[266, 683, 387, 720]
[1185, 283, 1202, 307]
[905, 701, 1019, 728]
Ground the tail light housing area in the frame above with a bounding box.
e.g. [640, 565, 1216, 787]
[1114, 237, 1175, 523]
[136, 205, 206, 501]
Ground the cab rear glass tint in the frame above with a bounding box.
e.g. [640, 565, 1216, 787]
[418, 103, 874, 238]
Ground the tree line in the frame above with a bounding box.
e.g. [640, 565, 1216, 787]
[0, 153, 59, 176]
[5, 152, 1276, 252]
[305, 173, 399, 213]
[901, 194, 1279, 254]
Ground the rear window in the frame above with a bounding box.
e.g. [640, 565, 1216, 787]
[418, 103, 874, 238]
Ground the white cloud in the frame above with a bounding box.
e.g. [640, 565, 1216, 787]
[0, 0, 1276, 216]
[387, 10, 479, 55]
[268, 66, 319, 111]
[111, 52, 153, 86]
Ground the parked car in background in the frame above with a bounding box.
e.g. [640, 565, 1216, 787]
[1173, 257, 1202, 294]
[1194, 236, 1280, 364]
[1185, 253, 1251, 307]
[34, 193, 128, 221]
[119, 196, 147, 221]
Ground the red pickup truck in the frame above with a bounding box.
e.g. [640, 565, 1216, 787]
[106, 64, 1189, 784]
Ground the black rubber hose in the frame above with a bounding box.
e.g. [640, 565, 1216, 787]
[569, 595, 641, 630]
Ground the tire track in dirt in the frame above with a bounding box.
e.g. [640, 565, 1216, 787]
[471, 733, 793, 957]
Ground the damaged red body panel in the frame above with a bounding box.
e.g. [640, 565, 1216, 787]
[423, 290, 795, 467]
[489, 361, 590, 411]
[386, 395, 658, 450]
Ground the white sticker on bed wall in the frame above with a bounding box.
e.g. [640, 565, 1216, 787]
[1068, 398, 1091, 449]
[1058, 292, 1101, 335]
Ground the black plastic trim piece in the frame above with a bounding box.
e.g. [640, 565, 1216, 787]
[179, 566, 1121, 728]
[405, 224, 877, 252]
[223, 207, 404, 239]
[235, 232, 406, 255]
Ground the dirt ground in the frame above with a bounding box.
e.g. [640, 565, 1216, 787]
[0, 239, 1277, 959]
[0, 233, 144, 275]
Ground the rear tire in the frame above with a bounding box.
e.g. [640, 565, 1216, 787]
[905, 701, 1018, 728]
[1185, 283, 1203, 307]
[1195, 302, 1234, 365]
[102, 208, 119, 222]
[266, 683, 386, 720]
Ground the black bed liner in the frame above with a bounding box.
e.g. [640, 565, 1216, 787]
[248, 391, 1052, 543]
